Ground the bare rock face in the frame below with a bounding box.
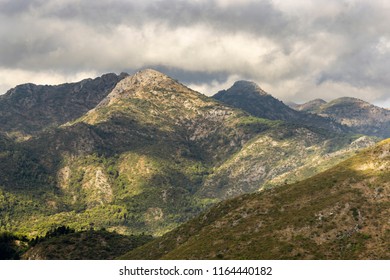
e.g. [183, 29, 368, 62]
[97, 69, 203, 111]
[105, 69, 174, 100]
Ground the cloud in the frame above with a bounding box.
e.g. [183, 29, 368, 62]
[0, 0, 389, 107]
[187, 74, 244, 96]
[0, 67, 97, 94]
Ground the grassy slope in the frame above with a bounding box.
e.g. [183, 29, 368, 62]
[122, 139, 390, 260]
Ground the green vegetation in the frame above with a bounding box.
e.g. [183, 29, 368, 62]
[236, 116, 282, 134]
[23, 227, 153, 260]
[0, 225, 152, 260]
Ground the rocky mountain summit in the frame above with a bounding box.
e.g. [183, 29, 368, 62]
[292, 97, 390, 138]
[102, 69, 184, 103]
[289, 99, 327, 113]
[213, 80, 298, 121]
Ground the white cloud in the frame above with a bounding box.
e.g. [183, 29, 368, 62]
[377, 37, 390, 55]
[188, 74, 243, 95]
[0, 68, 98, 94]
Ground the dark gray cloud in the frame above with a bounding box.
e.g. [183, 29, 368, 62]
[144, 65, 230, 85]
[0, 0, 36, 15]
[311, 1, 390, 91]
[0, 0, 389, 107]
[0, 0, 291, 35]
[146, 0, 292, 37]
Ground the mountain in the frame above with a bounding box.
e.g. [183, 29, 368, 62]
[121, 138, 390, 260]
[289, 99, 327, 113]
[0, 69, 375, 240]
[213, 81, 347, 133]
[0, 69, 268, 237]
[0, 73, 128, 140]
[213, 81, 295, 121]
[292, 97, 390, 138]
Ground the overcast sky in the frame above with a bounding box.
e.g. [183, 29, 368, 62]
[1, 0, 389, 107]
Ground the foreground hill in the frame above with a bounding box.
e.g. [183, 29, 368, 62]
[292, 97, 390, 138]
[122, 139, 390, 259]
[0, 69, 375, 238]
[22, 229, 152, 260]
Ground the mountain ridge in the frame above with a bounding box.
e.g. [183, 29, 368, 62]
[0, 72, 128, 140]
[0, 69, 378, 241]
[213, 81, 348, 134]
[289, 98, 327, 113]
[291, 97, 390, 138]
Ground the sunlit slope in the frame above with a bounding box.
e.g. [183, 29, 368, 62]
[122, 139, 390, 259]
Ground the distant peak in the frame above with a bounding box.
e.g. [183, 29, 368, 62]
[332, 97, 366, 103]
[299, 98, 327, 107]
[325, 97, 373, 108]
[311, 98, 327, 104]
[233, 80, 261, 89]
[230, 80, 267, 95]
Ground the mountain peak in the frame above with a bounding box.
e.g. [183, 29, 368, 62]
[213, 82, 347, 132]
[311, 98, 327, 104]
[102, 69, 174, 102]
[119, 68, 173, 87]
[93, 68, 207, 112]
[133, 68, 169, 81]
[301, 96, 390, 138]
[230, 80, 268, 96]
[329, 97, 368, 105]
[291, 98, 327, 112]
